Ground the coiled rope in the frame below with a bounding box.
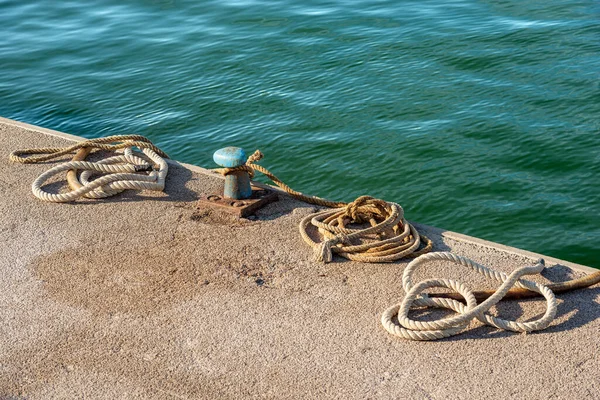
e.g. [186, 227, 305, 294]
[9, 135, 169, 202]
[215, 151, 432, 263]
[299, 196, 432, 263]
[381, 252, 558, 340]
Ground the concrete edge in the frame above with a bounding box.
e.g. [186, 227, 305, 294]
[0, 116, 85, 142]
[412, 223, 598, 274]
[3, 116, 597, 274]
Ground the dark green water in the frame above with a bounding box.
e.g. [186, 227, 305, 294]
[1, 1, 599, 267]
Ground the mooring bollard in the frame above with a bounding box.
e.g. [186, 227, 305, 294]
[213, 147, 252, 199]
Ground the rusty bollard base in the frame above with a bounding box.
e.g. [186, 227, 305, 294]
[197, 186, 278, 218]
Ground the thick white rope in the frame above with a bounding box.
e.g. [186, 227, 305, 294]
[31, 147, 168, 202]
[381, 252, 557, 341]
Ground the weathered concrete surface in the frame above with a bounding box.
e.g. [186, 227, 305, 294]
[0, 117, 598, 399]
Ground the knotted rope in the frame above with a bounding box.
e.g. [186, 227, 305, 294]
[214, 151, 432, 262]
[9, 135, 169, 202]
[381, 252, 557, 340]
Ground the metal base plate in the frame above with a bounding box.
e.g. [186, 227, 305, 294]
[197, 186, 278, 218]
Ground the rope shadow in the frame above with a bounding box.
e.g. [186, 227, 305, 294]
[540, 287, 600, 334]
[443, 285, 600, 341]
[432, 285, 600, 342]
[113, 162, 198, 203]
[36, 161, 199, 204]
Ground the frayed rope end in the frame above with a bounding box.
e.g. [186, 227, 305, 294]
[314, 240, 333, 263]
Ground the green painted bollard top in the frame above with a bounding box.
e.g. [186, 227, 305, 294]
[213, 147, 252, 199]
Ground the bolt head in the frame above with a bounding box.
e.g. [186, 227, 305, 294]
[213, 147, 247, 168]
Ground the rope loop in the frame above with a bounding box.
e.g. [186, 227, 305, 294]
[214, 150, 263, 179]
[214, 150, 345, 208]
[10, 136, 169, 202]
[381, 252, 557, 341]
[246, 149, 264, 163]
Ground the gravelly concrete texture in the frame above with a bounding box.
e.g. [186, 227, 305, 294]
[0, 118, 598, 399]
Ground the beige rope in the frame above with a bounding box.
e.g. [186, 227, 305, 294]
[299, 196, 432, 263]
[381, 252, 557, 340]
[9, 135, 169, 202]
[9, 134, 168, 163]
[215, 151, 432, 263]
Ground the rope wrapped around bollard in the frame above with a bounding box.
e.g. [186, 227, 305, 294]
[381, 252, 557, 340]
[214, 149, 347, 208]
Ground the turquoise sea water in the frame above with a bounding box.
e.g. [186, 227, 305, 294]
[1, 1, 599, 267]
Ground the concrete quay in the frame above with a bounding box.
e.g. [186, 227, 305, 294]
[0, 117, 598, 399]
